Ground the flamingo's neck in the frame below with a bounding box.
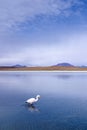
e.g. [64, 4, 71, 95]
[35, 97, 39, 102]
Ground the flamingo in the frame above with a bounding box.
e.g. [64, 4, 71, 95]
[25, 95, 40, 105]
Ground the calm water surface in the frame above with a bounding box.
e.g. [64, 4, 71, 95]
[0, 71, 87, 130]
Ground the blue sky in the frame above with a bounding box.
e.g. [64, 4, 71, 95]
[0, 0, 87, 66]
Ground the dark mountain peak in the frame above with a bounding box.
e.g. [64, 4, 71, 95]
[12, 64, 26, 68]
[56, 62, 74, 67]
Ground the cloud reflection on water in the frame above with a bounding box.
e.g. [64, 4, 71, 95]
[0, 72, 87, 99]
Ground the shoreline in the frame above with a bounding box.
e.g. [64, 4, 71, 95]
[0, 66, 87, 72]
[0, 70, 87, 73]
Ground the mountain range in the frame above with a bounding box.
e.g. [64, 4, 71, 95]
[0, 63, 87, 68]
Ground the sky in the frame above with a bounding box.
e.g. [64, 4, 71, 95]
[0, 0, 87, 66]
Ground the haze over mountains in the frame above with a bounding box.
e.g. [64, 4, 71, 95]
[0, 63, 87, 68]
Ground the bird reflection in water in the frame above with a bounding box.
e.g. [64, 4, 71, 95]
[25, 104, 40, 112]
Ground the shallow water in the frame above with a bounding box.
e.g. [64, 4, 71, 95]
[0, 71, 87, 130]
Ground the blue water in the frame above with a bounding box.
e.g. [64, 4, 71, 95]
[0, 72, 87, 130]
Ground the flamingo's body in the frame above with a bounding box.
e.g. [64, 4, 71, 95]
[26, 95, 40, 105]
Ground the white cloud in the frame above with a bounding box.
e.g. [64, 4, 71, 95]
[0, 0, 83, 32]
[0, 0, 86, 66]
[1, 33, 87, 66]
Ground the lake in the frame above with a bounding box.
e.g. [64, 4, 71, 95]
[0, 71, 87, 130]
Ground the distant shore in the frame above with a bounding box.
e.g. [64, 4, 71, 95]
[0, 66, 87, 71]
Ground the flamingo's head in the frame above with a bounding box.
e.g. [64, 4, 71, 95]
[36, 95, 40, 99]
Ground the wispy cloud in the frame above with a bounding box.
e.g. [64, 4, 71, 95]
[0, 32, 87, 66]
[0, 0, 83, 32]
[0, 0, 86, 66]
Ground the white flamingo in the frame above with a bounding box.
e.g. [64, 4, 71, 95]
[26, 95, 40, 105]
